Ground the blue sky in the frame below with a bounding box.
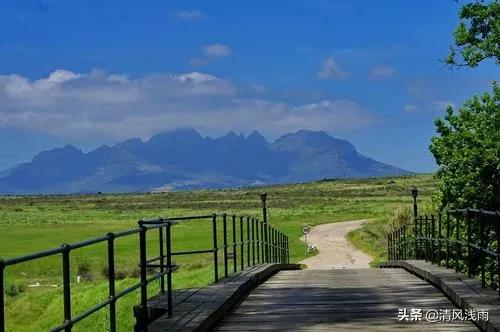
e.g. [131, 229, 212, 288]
[0, 0, 497, 172]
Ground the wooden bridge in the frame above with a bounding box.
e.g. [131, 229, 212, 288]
[144, 260, 499, 331]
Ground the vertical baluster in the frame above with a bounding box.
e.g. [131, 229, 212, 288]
[0, 259, 4, 332]
[223, 214, 228, 278]
[496, 212, 500, 297]
[446, 211, 450, 267]
[212, 214, 219, 282]
[260, 220, 265, 263]
[256, 218, 260, 264]
[247, 217, 251, 267]
[418, 216, 423, 260]
[437, 211, 442, 265]
[455, 214, 460, 273]
[166, 221, 173, 317]
[274, 228, 277, 262]
[479, 211, 485, 287]
[466, 209, 472, 277]
[251, 218, 255, 266]
[240, 216, 244, 270]
[158, 225, 165, 293]
[107, 233, 116, 332]
[232, 215, 237, 273]
[414, 214, 419, 259]
[388, 233, 391, 261]
[138, 223, 148, 331]
[431, 215, 435, 264]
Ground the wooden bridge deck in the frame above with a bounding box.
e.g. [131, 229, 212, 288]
[215, 268, 478, 331]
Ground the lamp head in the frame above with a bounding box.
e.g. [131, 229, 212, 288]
[411, 187, 418, 199]
[260, 192, 267, 204]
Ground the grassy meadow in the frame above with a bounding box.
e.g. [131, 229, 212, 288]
[0, 174, 437, 331]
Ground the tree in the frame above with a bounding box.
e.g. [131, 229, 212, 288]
[429, 83, 499, 209]
[445, 0, 499, 68]
[430, 0, 499, 210]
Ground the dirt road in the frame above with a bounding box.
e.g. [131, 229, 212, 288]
[299, 220, 373, 269]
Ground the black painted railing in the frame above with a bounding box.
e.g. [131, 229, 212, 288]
[388, 190, 500, 296]
[0, 194, 289, 332]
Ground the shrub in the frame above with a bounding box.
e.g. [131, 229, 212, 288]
[76, 257, 93, 281]
[5, 283, 25, 297]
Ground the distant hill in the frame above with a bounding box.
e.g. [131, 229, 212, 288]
[0, 129, 410, 194]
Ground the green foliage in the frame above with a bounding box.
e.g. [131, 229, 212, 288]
[446, 0, 500, 67]
[429, 83, 500, 209]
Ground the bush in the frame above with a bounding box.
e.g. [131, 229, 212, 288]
[77, 257, 93, 281]
[5, 283, 25, 297]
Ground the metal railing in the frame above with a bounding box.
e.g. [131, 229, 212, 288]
[0, 195, 289, 332]
[388, 190, 500, 295]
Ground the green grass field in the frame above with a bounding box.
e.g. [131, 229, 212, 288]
[0, 174, 437, 331]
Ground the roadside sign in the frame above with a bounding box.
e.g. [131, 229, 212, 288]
[302, 226, 311, 235]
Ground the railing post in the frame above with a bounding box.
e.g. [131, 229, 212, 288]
[260, 220, 265, 263]
[394, 229, 398, 260]
[415, 216, 419, 259]
[61, 243, 72, 332]
[0, 259, 5, 332]
[431, 214, 435, 264]
[261, 193, 268, 262]
[270, 227, 273, 262]
[107, 233, 117, 332]
[397, 228, 401, 260]
[423, 215, 427, 261]
[232, 215, 237, 273]
[138, 222, 148, 332]
[479, 211, 485, 287]
[446, 211, 450, 267]
[273, 228, 277, 262]
[496, 212, 500, 297]
[256, 218, 260, 264]
[240, 216, 244, 270]
[223, 214, 228, 278]
[280, 232, 283, 263]
[286, 236, 289, 263]
[412, 188, 418, 259]
[437, 210, 442, 265]
[158, 225, 165, 294]
[466, 209, 473, 277]
[251, 218, 255, 266]
[212, 214, 219, 283]
[455, 214, 460, 273]
[246, 217, 251, 267]
[388, 233, 391, 261]
[166, 221, 173, 317]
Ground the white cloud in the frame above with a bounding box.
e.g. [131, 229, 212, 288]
[403, 104, 418, 112]
[174, 10, 202, 20]
[203, 43, 231, 58]
[191, 44, 232, 67]
[369, 64, 396, 78]
[317, 58, 349, 79]
[0, 69, 378, 140]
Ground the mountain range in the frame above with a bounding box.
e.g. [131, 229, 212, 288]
[0, 129, 410, 194]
